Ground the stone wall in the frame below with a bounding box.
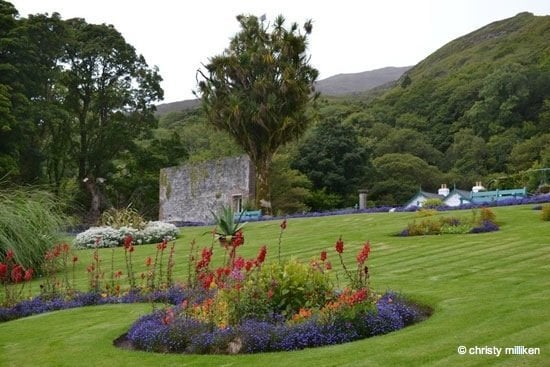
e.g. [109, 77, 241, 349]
[159, 155, 255, 224]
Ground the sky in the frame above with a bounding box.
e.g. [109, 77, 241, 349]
[9, 0, 550, 103]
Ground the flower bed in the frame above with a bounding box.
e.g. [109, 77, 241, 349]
[399, 208, 500, 236]
[1, 219, 431, 354]
[126, 291, 427, 354]
[73, 221, 179, 249]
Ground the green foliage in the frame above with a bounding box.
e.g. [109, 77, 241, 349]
[478, 207, 496, 223]
[197, 14, 318, 209]
[422, 198, 443, 209]
[269, 152, 312, 215]
[541, 204, 550, 221]
[371, 153, 442, 204]
[211, 206, 246, 238]
[293, 116, 369, 199]
[405, 219, 443, 236]
[259, 259, 334, 317]
[98, 206, 146, 230]
[0, 187, 68, 269]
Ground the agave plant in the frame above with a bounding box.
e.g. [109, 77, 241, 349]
[211, 206, 246, 244]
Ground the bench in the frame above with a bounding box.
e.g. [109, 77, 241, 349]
[234, 210, 262, 222]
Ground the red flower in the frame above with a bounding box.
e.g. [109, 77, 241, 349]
[6, 249, 14, 261]
[325, 261, 332, 270]
[157, 239, 168, 251]
[11, 265, 23, 283]
[356, 241, 371, 265]
[62, 243, 70, 253]
[145, 256, 152, 266]
[280, 219, 287, 230]
[114, 270, 123, 279]
[124, 235, 133, 249]
[231, 230, 244, 247]
[0, 263, 7, 278]
[24, 268, 33, 281]
[72, 255, 78, 263]
[245, 260, 254, 272]
[256, 245, 267, 264]
[320, 251, 327, 262]
[335, 237, 344, 254]
[234, 256, 245, 270]
[128, 245, 135, 253]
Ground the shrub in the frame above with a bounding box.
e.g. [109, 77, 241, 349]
[405, 219, 442, 236]
[73, 221, 179, 249]
[422, 198, 443, 209]
[541, 204, 550, 221]
[0, 187, 68, 269]
[415, 208, 438, 217]
[479, 207, 496, 223]
[99, 206, 146, 230]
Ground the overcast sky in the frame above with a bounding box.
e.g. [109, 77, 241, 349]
[10, 0, 550, 103]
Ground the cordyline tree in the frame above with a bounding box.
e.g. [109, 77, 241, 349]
[196, 14, 318, 212]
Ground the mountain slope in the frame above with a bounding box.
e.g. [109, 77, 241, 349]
[367, 12, 550, 151]
[155, 66, 411, 115]
[314, 66, 411, 96]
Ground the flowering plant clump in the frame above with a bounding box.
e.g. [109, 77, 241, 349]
[73, 221, 179, 249]
[0, 249, 34, 307]
[123, 220, 429, 354]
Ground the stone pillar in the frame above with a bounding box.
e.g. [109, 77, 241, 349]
[358, 189, 368, 210]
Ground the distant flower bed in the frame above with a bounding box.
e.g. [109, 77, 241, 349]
[399, 208, 500, 236]
[73, 221, 179, 249]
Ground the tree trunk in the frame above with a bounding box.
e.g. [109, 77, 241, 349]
[84, 176, 101, 224]
[254, 156, 272, 215]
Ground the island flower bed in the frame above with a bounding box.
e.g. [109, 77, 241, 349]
[122, 222, 429, 354]
[1, 219, 429, 354]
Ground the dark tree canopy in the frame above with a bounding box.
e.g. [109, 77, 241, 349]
[293, 117, 368, 199]
[197, 14, 318, 211]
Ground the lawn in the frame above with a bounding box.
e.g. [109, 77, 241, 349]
[0, 205, 548, 366]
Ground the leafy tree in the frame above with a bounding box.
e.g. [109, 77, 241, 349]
[293, 117, 368, 203]
[197, 14, 318, 212]
[508, 133, 550, 172]
[371, 153, 442, 205]
[61, 18, 163, 221]
[374, 128, 444, 167]
[269, 152, 312, 215]
[445, 128, 488, 180]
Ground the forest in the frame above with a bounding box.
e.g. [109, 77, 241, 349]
[1, 1, 549, 220]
